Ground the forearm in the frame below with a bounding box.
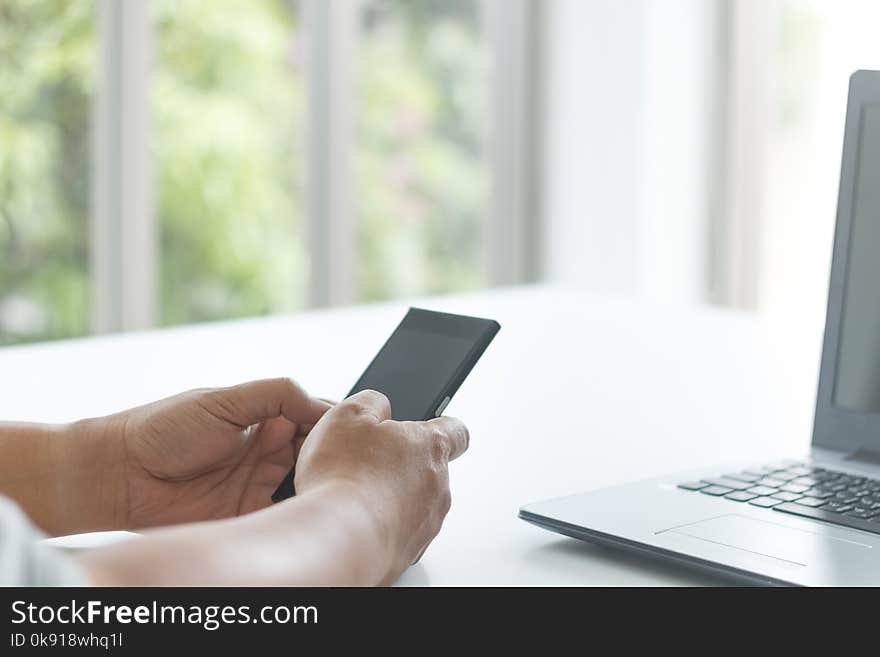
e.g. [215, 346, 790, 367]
[78, 482, 395, 586]
[0, 419, 126, 536]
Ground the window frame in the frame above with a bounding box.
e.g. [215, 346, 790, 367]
[485, 0, 543, 285]
[91, 0, 541, 333]
[92, 0, 155, 333]
[707, 0, 772, 310]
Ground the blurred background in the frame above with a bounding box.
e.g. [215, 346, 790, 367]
[2, 0, 880, 346]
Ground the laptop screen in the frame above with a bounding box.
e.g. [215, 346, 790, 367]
[833, 103, 880, 413]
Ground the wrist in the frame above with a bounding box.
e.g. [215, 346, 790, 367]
[59, 414, 129, 534]
[78, 477, 401, 587]
[294, 479, 398, 585]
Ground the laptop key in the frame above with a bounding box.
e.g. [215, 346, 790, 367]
[780, 483, 810, 494]
[746, 485, 778, 496]
[725, 491, 758, 502]
[794, 496, 826, 508]
[845, 509, 879, 520]
[700, 477, 752, 491]
[823, 501, 853, 514]
[677, 481, 708, 491]
[700, 485, 734, 496]
[760, 477, 788, 488]
[773, 503, 880, 534]
[850, 505, 876, 514]
[723, 472, 761, 483]
[804, 488, 835, 499]
[749, 496, 784, 508]
[772, 491, 803, 502]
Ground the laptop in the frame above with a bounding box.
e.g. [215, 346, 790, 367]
[519, 70, 880, 586]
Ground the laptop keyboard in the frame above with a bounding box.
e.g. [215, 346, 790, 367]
[678, 460, 880, 535]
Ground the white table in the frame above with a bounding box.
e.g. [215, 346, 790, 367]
[0, 285, 824, 585]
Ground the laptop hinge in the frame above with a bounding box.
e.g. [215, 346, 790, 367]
[844, 448, 880, 466]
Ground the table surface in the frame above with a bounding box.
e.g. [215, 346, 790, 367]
[0, 285, 825, 585]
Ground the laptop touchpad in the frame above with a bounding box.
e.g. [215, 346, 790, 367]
[658, 514, 871, 567]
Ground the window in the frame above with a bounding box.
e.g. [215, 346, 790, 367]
[532, 1, 880, 318]
[0, 0, 530, 346]
[357, 0, 489, 300]
[0, 1, 95, 345]
[155, 0, 308, 326]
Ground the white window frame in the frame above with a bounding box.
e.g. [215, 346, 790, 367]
[303, 0, 358, 308]
[92, 0, 155, 333]
[485, 0, 543, 284]
[91, 0, 540, 333]
[707, 0, 771, 310]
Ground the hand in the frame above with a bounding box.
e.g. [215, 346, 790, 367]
[294, 389, 469, 583]
[104, 378, 331, 529]
[75, 387, 468, 586]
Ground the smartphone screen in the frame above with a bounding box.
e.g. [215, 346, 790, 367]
[348, 311, 499, 420]
[272, 307, 499, 502]
[348, 328, 476, 420]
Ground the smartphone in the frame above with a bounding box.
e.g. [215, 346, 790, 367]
[271, 307, 500, 502]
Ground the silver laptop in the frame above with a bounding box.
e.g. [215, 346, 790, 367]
[520, 70, 880, 586]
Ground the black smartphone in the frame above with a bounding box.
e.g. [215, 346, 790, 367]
[271, 307, 500, 502]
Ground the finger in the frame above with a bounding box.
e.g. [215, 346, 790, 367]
[213, 378, 332, 427]
[337, 389, 392, 423]
[251, 416, 298, 455]
[426, 416, 469, 461]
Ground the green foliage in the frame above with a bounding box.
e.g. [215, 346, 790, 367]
[155, 0, 307, 325]
[0, 0, 487, 344]
[358, 0, 487, 300]
[0, 0, 93, 344]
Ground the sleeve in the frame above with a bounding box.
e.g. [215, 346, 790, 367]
[0, 495, 90, 586]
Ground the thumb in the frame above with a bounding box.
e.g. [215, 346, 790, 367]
[207, 378, 331, 427]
